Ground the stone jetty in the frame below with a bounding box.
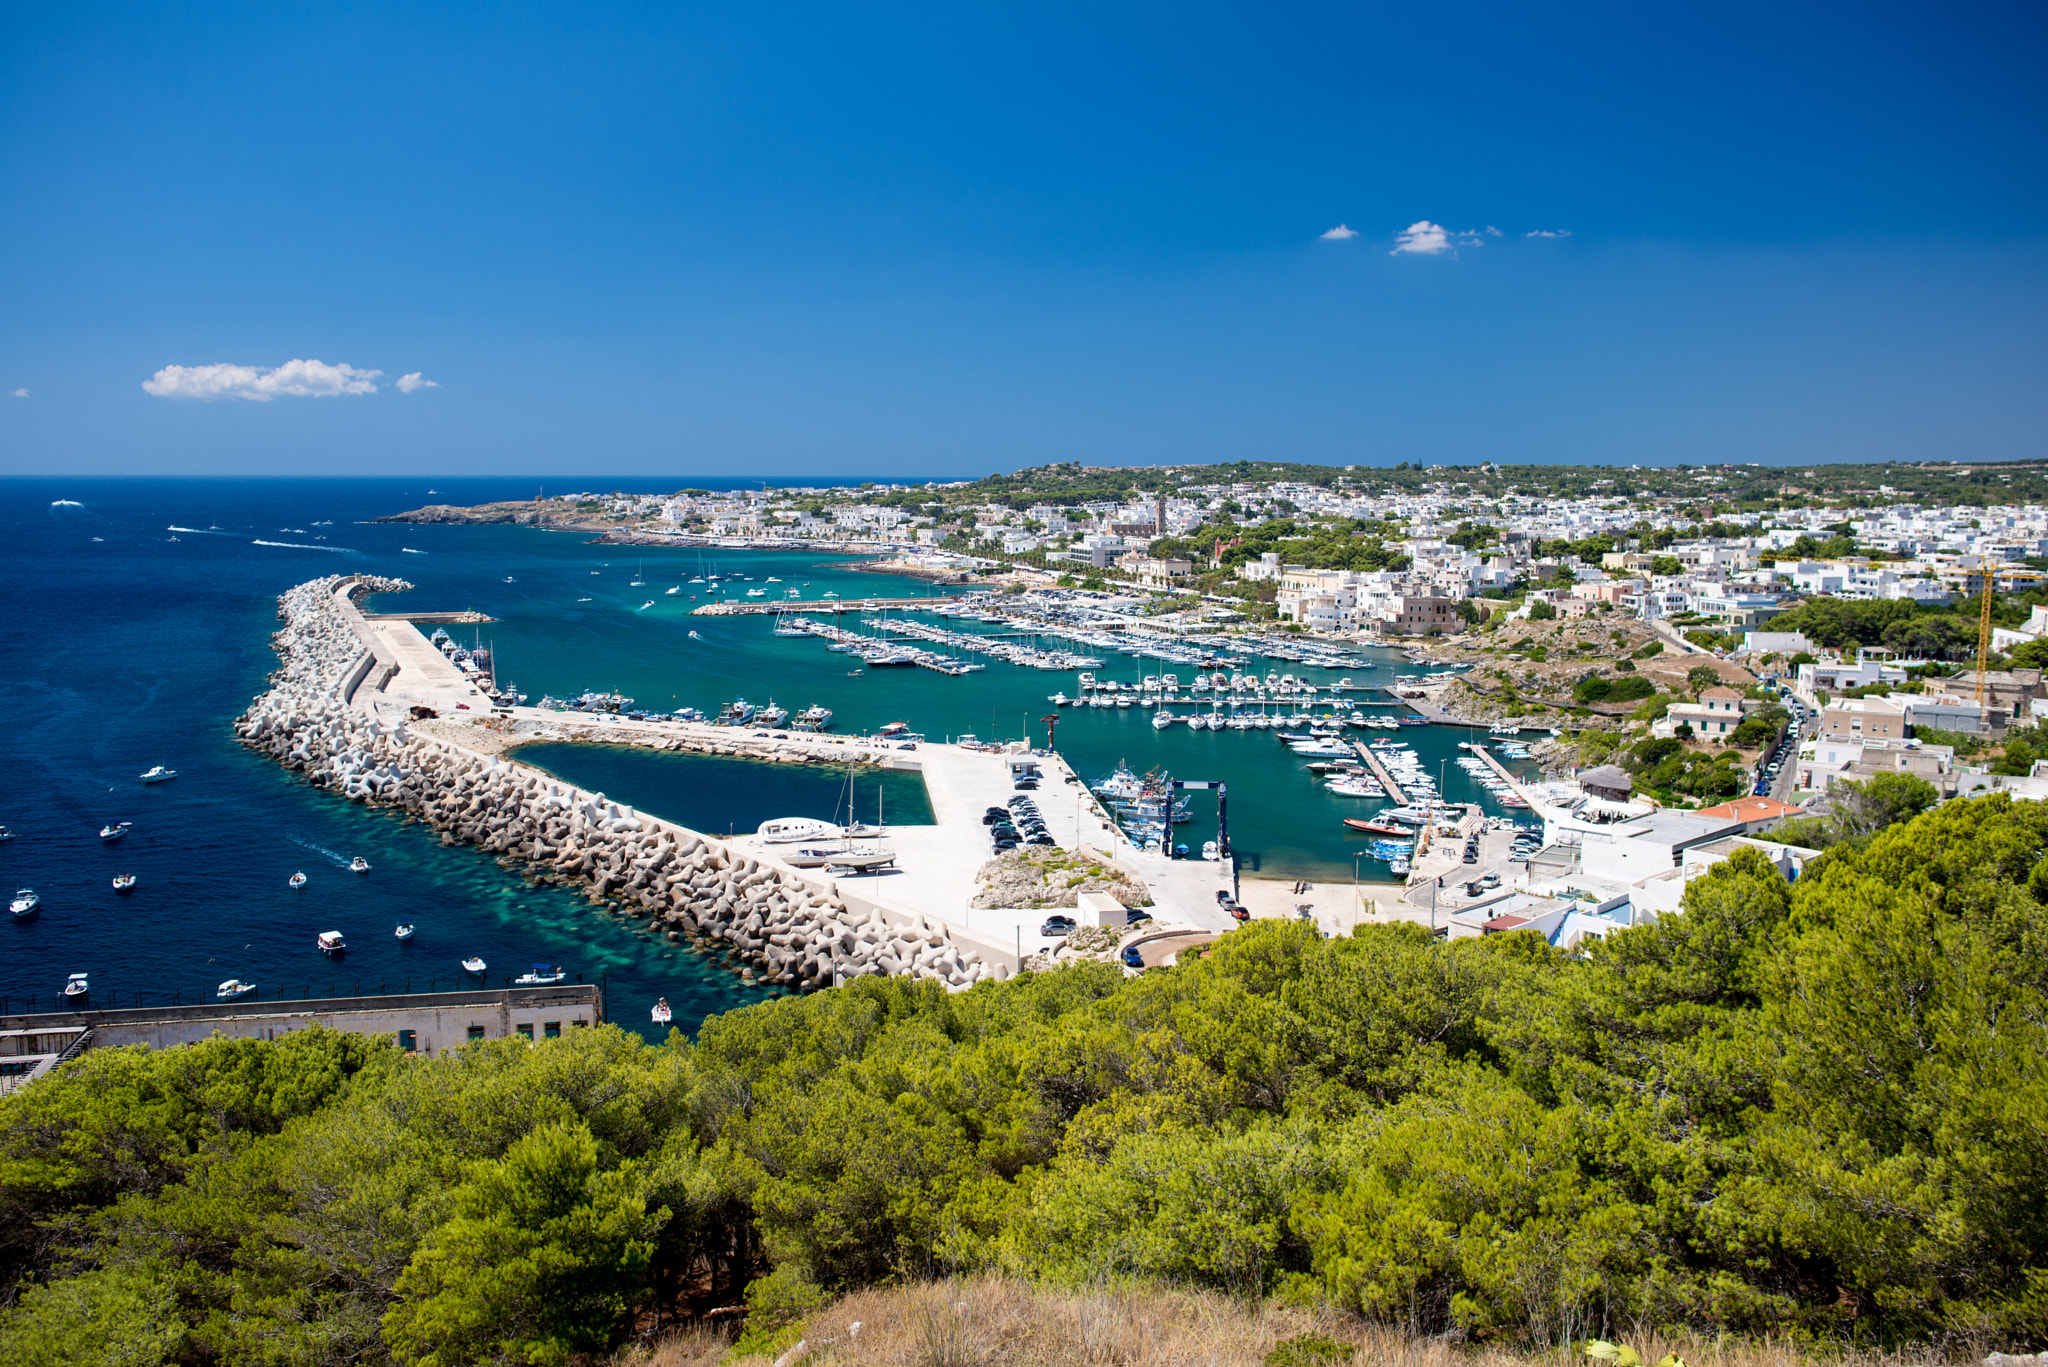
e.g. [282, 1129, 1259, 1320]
[235, 575, 1002, 994]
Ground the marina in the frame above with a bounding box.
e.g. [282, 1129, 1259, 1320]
[0, 479, 1548, 1030]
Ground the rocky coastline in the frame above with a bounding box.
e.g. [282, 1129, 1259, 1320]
[235, 575, 1001, 995]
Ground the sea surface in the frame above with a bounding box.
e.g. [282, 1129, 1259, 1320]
[0, 477, 1540, 1034]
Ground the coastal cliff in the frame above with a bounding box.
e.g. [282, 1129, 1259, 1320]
[373, 501, 549, 524]
[235, 575, 998, 993]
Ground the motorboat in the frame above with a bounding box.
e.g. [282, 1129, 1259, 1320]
[112, 873, 137, 892]
[0, 826, 10, 841]
[316, 930, 345, 955]
[138, 765, 177, 783]
[1344, 818, 1418, 838]
[651, 998, 672, 1025]
[349, 857, 370, 873]
[11, 888, 39, 916]
[216, 979, 256, 1000]
[1201, 840, 1220, 860]
[462, 956, 487, 974]
[395, 923, 415, 940]
[757, 817, 842, 844]
[100, 821, 132, 841]
[63, 973, 89, 999]
[289, 871, 308, 889]
[515, 963, 567, 985]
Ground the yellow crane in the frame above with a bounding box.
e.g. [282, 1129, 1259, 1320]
[1972, 563, 2048, 704]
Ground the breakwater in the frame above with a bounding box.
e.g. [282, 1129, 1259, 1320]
[236, 575, 1001, 994]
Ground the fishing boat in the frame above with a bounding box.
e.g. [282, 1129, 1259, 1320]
[10, 889, 38, 917]
[288, 871, 308, 889]
[63, 973, 88, 1000]
[394, 923, 415, 940]
[99, 821, 132, 841]
[757, 702, 789, 727]
[216, 978, 256, 1000]
[349, 856, 370, 873]
[462, 956, 487, 974]
[138, 765, 177, 783]
[515, 963, 567, 985]
[650, 998, 672, 1025]
[111, 873, 137, 891]
[316, 930, 345, 955]
[791, 704, 834, 732]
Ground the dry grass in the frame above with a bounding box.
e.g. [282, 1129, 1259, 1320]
[614, 1324, 734, 1367]
[667, 1277, 1975, 1367]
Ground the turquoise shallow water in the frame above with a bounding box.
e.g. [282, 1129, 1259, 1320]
[0, 477, 1541, 1033]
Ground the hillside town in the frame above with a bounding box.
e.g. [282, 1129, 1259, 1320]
[381, 461, 2048, 836]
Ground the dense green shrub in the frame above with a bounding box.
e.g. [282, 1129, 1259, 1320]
[2, 797, 2046, 1360]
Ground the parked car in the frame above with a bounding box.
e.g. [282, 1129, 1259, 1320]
[1121, 945, 1146, 969]
[1125, 908, 1153, 925]
[1039, 916, 1077, 937]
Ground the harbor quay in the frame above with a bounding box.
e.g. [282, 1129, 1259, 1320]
[243, 576, 1239, 1001]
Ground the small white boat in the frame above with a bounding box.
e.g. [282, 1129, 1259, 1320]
[111, 873, 137, 892]
[515, 964, 567, 985]
[462, 956, 487, 974]
[651, 998, 672, 1025]
[138, 765, 177, 783]
[316, 930, 344, 954]
[504, 576, 516, 583]
[0, 826, 11, 841]
[10, 888, 38, 916]
[349, 857, 370, 873]
[638, 600, 655, 611]
[63, 973, 89, 999]
[1202, 840, 1220, 860]
[666, 585, 682, 595]
[289, 871, 308, 889]
[216, 979, 256, 1000]
[394, 923, 415, 940]
[100, 821, 132, 841]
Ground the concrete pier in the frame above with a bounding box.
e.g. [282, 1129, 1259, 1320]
[1351, 741, 1411, 805]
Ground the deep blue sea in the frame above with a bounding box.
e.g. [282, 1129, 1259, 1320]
[0, 477, 1537, 1033]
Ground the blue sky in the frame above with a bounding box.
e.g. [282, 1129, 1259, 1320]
[2, 1, 2044, 477]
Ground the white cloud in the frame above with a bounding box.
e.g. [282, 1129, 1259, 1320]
[142, 358, 385, 401]
[1524, 229, 1572, 238]
[1391, 221, 1453, 255]
[1319, 224, 1359, 240]
[395, 372, 439, 393]
[8, 388, 26, 399]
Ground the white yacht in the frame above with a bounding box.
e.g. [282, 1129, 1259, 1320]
[216, 979, 256, 1000]
[515, 964, 567, 985]
[757, 816, 841, 844]
[10, 889, 38, 916]
[1152, 711, 1175, 730]
[100, 822, 132, 841]
[651, 998, 672, 1025]
[138, 765, 177, 783]
[462, 956, 487, 974]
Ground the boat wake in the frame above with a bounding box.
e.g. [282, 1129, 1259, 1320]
[253, 539, 361, 554]
[168, 525, 236, 536]
[287, 835, 357, 868]
[51, 499, 84, 507]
